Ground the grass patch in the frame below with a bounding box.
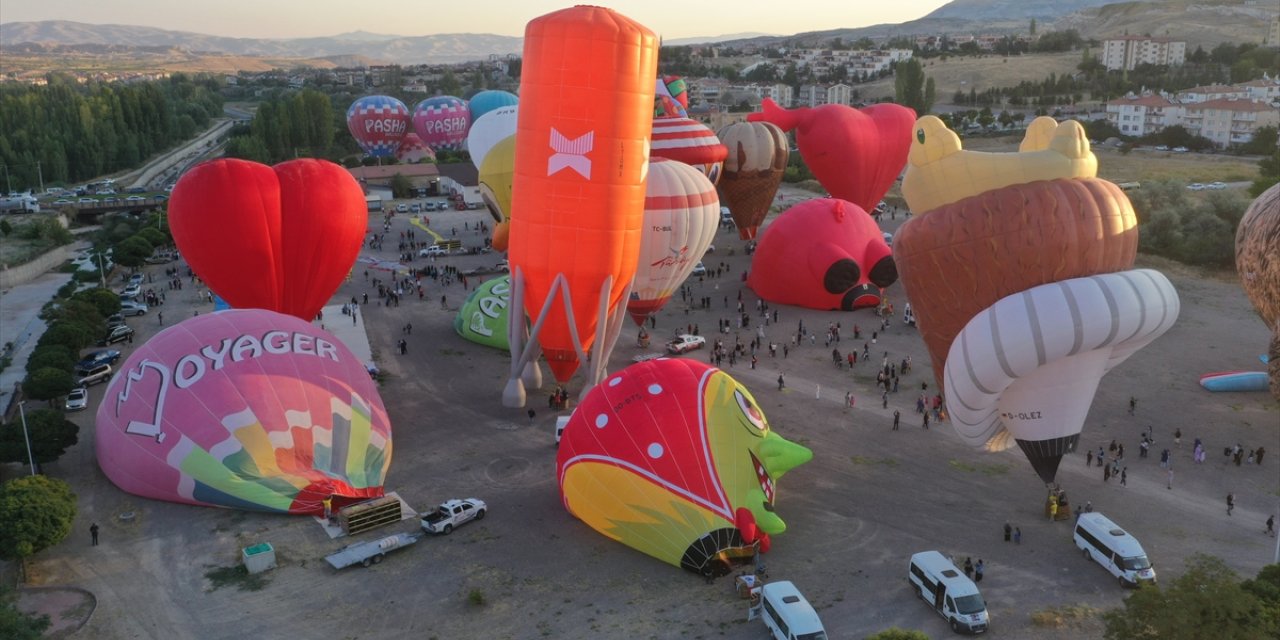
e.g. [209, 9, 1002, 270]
[948, 459, 1010, 476]
[204, 564, 268, 592]
[851, 455, 900, 467]
[1029, 603, 1099, 628]
[467, 588, 486, 606]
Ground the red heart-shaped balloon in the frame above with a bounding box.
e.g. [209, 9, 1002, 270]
[750, 98, 916, 212]
[169, 158, 367, 320]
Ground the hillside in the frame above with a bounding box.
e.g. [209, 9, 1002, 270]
[1052, 0, 1278, 48]
[855, 51, 1085, 102]
[0, 43, 346, 78]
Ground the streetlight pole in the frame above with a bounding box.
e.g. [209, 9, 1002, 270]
[17, 401, 36, 476]
[97, 250, 107, 289]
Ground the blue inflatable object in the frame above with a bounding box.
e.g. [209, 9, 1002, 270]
[468, 90, 519, 121]
[1199, 371, 1269, 392]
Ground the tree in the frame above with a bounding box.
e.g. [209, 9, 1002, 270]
[0, 219, 11, 237]
[0, 586, 51, 640]
[36, 323, 94, 354]
[866, 629, 930, 640]
[1102, 555, 1280, 640]
[22, 368, 76, 406]
[112, 235, 154, 268]
[0, 475, 78, 560]
[1030, 18, 1037, 36]
[0, 408, 79, 466]
[71, 288, 122, 318]
[894, 59, 932, 115]
[24, 346, 75, 375]
[389, 173, 414, 199]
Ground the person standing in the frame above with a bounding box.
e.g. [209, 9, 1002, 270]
[1174, 428, 1182, 447]
[893, 410, 900, 431]
[1003, 522, 1012, 542]
[1257, 447, 1266, 465]
[1166, 467, 1174, 490]
[922, 411, 930, 430]
[1013, 527, 1021, 544]
[1267, 515, 1276, 537]
[963, 557, 974, 579]
[882, 391, 889, 409]
[1121, 467, 1128, 486]
[90, 522, 99, 546]
[158, 311, 163, 326]
[974, 559, 984, 583]
[777, 374, 785, 391]
[1087, 449, 1093, 466]
[1227, 492, 1235, 516]
[1128, 396, 1136, 415]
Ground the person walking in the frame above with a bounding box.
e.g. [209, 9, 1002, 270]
[882, 391, 889, 409]
[1227, 492, 1235, 516]
[1013, 527, 1021, 544]
[893, 410, 900, 431]
[1128, 396, 1136, 415]
[777, 374, 785, 391]
[158, 311, 163, 326]
[90, 522, 99, 546]
[963, 557, 974, 579]
[1121, 467, 1128, 487]
[922, 411, 930, 430]
[1087, 449, 1093, 466]
[1003, 522, 1012, 542]
[1267, 515, 1276, 537]
[974, 559, 984, 583]
[1166, 467, 1174, 490]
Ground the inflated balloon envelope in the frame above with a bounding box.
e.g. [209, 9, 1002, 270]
[346, 95, 410, 158]
[894, 116, 1180, 483]
[1235, 184, 1280, 400]
[557, 359, 812, 576]
[95, 310, 393, 514]
[169, 157, 368, 322]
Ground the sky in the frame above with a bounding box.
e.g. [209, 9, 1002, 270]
[1, 0, 954, 40]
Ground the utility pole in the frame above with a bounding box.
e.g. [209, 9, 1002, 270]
[37, 161, 44, 194]
[18, 401, 36, 476]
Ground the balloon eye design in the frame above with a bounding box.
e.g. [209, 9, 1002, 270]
[917, 128, 926, 144]
[734, 390, 767, 435]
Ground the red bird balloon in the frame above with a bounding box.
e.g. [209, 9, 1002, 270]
[747, 198, 896, 310]
[169, 158, 368, 321]
[749, 98, 915, 213]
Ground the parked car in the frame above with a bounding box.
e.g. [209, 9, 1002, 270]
[666, 334, 707, 355]
[65, 387, 89, 411]
[78, 349, 122, 370]
[1172, 146, 1189, 153]
[126, 195, 146, 202]
[691, 262, 708, 276]
[1186, 183, 1206, 191]
[419, 246, 449, 257]
[410, 203, 421, 213]
[120, 300, 148, 316]
[53, 199, 73, 205]
[105, 314, 126, 329]
[99, 325, 134, 346]
[420, 498, 487, 535]
[1208, 181, 1227, 190]
[76, 364, 113, 386]
[495, 259, 509, 273]
[129, 273, 145, 286]
[1154, 145, 1169, 151]
[396, 203, 409, 213]
[120, 284, 142, 299]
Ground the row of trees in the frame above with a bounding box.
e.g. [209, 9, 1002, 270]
[224, 88, 342, 164]
[0, 73, 224, 191]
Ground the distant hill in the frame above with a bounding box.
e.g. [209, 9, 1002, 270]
[922, 0, 1130, 21]
[0, 20, 521, 65]
[1052, 0, 1278, 48]
[664, 32, 781, 46]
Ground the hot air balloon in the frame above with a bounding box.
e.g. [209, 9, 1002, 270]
[655, 75, 689, 118]
[557, 358, 812, 576]
[413, 96, 470, 152]
[716, 121, 788, 240]
[96, 309, 392, 514]
[346, 95, 411, 158]
[468, 90, 519, 123]
[749, 98, 915, 213]
[747, 198, 896, 311]
[478, 136, 515, 252]
[455, 275, 515, 350]
[504, 6, 657, 405]
[169, 158, 368, 321]
[650, 117, 727, 184]
[396, 132, 436, 164]
[894, 116, 1180, 484]
[467, 105, 518, 170]
[627, 158, 720, 325]
[1236, 183, 1280, 399]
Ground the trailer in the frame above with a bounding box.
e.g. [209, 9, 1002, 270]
[324, 531, 423, 570]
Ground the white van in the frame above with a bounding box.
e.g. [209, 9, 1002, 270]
[1073, 513, 1156, 587]
[554, 415, 570, 446]
[759, 580, 827, 640]
[907, 551, 990, 634]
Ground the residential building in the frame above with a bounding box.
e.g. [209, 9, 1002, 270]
[1176, 84, 1249, 104]
[1181, 98, 1280, 148]
[1105, 94, 1179, 137]
[1239, 74, 1280, 106]
[1102, 36, 1186, 71]
[826, 83, 854, 106]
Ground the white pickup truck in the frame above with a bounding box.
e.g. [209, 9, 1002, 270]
[420, 498, 487, 535]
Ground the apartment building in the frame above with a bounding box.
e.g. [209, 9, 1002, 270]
[1181, 98, 1280, 148]
[1102, 36, 1186, 71]
[1105, 94, 1179, 137]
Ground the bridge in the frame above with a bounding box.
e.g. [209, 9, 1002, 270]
[54, 197, 169, 222]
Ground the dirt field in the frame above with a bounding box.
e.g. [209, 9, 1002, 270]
[858, 52, 1084, 102]
[12, 183, 1279, 639]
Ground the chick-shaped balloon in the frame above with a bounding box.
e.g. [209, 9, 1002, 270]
[557, 358, 812, 577]
[748, 197, 896, 310]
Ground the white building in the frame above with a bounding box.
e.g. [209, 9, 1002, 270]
[826, 84, 854, 106]
[1175, 84, 1249, 104]
[1181, 98, 1280, 148]
[1105, 94, 1179, 137]
[1102, 36, 1186, 71]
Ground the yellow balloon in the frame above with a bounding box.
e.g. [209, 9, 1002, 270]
[479, 135, 515, 249]
[902, 116, 1098, 215]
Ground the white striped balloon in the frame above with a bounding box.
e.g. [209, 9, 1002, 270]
[627, 158, 720, 325]
[943, 269, 1180, 481]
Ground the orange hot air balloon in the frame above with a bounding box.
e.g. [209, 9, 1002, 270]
[717, 121, 788, 240]
[507, 6, 657, 392]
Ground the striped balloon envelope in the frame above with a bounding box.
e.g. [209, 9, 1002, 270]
[650, 117, 727, 185]
[412, 96, 470, 152]
[346, 95, 410, 158]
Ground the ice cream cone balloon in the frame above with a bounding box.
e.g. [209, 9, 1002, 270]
[717, 121, 788, 240]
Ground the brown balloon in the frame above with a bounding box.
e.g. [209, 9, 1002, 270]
[893, 177, 1139, 387]
[1234, 183, 1280, 399]
[717, 121, 788, 240]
